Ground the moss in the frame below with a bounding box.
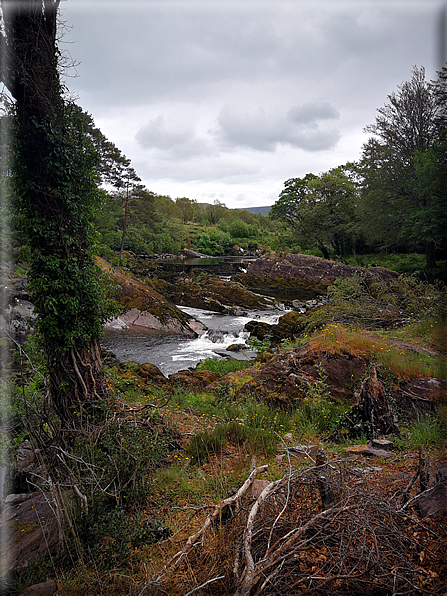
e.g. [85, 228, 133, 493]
[97, 257, 193, 325]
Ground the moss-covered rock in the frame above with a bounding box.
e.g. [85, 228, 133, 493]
[240, 254, 399, 294]
[245, 309, 327, 343]
[168, 369, 221, 389]
[97, 257, 205, 337]
[208, 346, 368, 408]
[150, 270, 276, 312]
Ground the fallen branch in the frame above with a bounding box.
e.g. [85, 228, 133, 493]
[232, 457, 431, 596]
[153, 464, 269, 585]
[182, 574, 226, 596]
[236, 478, 282, 596]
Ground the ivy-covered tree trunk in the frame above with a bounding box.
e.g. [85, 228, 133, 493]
[1, 0, 109, 429]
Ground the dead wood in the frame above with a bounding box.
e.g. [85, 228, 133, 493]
[149, 464, 268, 588]
[134, 456, 446, 596]
[356, 366, 398, 436]
[232, 457, 441, 596]
[314, 449, 335, 510]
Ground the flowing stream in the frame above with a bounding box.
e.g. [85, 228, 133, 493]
[101, 306, 288, 377]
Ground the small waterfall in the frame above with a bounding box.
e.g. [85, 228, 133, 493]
[101, 306, 288, 377]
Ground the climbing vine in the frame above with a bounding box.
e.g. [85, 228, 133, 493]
[3, 1, 118, 427]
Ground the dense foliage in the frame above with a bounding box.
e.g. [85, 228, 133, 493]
[270, 66, 447, 275]
[0, 0, 118, 427]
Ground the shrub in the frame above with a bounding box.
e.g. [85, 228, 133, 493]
[196, 228, 233, 255]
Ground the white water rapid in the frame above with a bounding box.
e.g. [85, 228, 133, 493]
[101, 306, 288, 377]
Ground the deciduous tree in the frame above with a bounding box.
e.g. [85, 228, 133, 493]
[0, 0, 115, 429]
[359, 66, 446, 268]
[270, 168, 359, 259]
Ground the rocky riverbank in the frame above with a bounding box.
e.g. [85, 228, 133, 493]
[238, 253, 399, 294]
[97, 257, 207, 337]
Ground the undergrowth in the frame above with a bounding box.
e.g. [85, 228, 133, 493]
[309, 322, 446, 380]
[196, 355, 252, 375]
[5, 270, 447, 595]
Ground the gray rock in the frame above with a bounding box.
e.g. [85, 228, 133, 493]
[16, 440, 35, 470]
[435, 466, 447, 483]
[344, 445, 394, 458]
[371, 438, 394, 450]
[4, 492, 29, 504]
[19, 579, 57, 596]
[392, 377, 446, 418]
[5, 299, 36, 334]
[288, 444, 319, 455]
[364, 446, 394, 458]
[283, 445, 319, 461]
[352, 466, 383, 474]
[306, 300, 318, 308]
[246, 479, 271, 501]
[416, 480, 447, 518]
[104, 316, 129, 331]
[0, 492, 59, 574]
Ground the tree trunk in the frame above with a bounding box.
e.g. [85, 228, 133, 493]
[419, 446, 430, 493]
[425, 240, 437, 269]
[2, 0, 108, 430]
[356, 367, 398, 437]
[120, 184, 130, 256]
[315, 450, 335, 510]
[317, 242, 330, 260]
[49, 340, 108, 429]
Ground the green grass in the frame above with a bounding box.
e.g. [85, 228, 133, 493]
[196, 356, 252, 375]
[162, 379, 347, 465]
[406, 412, 447, 450]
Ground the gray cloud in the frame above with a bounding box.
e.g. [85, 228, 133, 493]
[287, 103, 340, 125]
[215, 103, 340, 152]
[135, 115, 214, 158]
[135, 116, 191, 150]
[59, 0, 438, 207]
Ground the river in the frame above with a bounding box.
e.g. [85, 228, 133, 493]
[101, 305, 288, 377]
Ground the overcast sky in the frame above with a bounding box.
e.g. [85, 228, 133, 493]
[59, 0, 446, 209]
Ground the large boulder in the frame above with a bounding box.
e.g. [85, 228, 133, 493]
[245, 310, 316, 342]
[391, 377, 446, 417]
[0, 492, 59, 577]
[210, 346, 368, 408]
[240, 254, 398, 294]
[97, 257, 206, 337]
[115, 361, 168, 387]
[150, 270, 276, 313]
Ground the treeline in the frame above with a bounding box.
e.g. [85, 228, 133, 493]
[95, 189, 281, 258]
[59, 108, 281, 257]
[2, 66, 446, 276]
[94, 65, 447, 275]
[270, 66, 447, 275]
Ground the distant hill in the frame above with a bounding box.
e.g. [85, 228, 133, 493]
[241, 206, 271, 216]
[195, 203, 272, 216]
